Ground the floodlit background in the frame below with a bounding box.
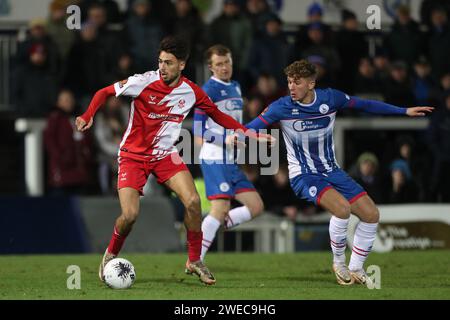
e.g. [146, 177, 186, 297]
[0, 1, 449, 298]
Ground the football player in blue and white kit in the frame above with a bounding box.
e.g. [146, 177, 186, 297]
[192, 45, 264, 262]
[245, 60, 433, 286]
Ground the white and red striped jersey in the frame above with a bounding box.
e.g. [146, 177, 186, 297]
[113, 71, 223, 162]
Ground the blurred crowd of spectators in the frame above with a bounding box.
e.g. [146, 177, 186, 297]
[7, 0, 450, 219]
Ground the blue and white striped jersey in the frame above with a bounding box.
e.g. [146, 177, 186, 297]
[246, 88, 406, 179]
[193, 77, 243, 161]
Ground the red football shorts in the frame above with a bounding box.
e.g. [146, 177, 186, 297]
[117, 153, 188, 195]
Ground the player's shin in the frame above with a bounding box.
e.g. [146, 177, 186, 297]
[187, 229, 203, 262]
[201, 215, 221, 261]
[107, 226, 127, 256]
[349, 222, 378, 271]
[329, 216, 350, 264]
[224, 206, 252, 229]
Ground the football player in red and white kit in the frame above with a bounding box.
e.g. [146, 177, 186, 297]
[75, 36, 274, 285]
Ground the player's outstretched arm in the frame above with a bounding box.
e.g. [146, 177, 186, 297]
[75, 116, 93, 132]
[75, 85, 116, 131]
[206, 107, 275, 145]
[405, 106, 434, 117]
[194, 86, 275, 145]
[334, 88, 435, 116]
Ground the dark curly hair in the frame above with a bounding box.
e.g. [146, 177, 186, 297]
[159, 36, 190, 61]
[284, 60, 317, 80]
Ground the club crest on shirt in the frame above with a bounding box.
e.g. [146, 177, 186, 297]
[178, 99, 185, 108]
[309, 186, 317, 197]
[220, 182, 230, 192]
[319, 104, 329, 114]
[149, 95, 157, 104]
[119, 79, 127, 88]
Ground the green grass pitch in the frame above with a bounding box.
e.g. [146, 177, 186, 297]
[1, 251, 449, 300]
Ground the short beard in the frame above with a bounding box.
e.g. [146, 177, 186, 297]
[163, 75, 180, 86]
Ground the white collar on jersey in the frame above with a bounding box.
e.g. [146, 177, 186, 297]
[295, 89, 317, 107]
[211, 76, 232, 86]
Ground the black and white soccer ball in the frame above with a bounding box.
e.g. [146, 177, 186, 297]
[103, 258, 136, 289]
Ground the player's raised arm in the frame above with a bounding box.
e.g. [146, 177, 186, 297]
[75, 84, 116, 131]
[333, 89, 434, 116]
[76, 73, 153, 132]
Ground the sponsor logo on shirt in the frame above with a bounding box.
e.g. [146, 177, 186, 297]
[148, 112, 183, 123]
[292, 116, 331, 132]
[224, 99, 243, 111]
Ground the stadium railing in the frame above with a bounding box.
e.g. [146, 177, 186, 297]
[215, 213, 296, 253]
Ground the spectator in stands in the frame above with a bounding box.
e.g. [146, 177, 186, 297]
[383, 61, 415, 107]
[335, 9, 367, 94]
[248, 14, 290, 87]
[16, 18, 60, 77]
[12, 43, 58, 118]
[127, 0, 177, 32]
[434, 73, 450, 102]
[44, 89, 94, 196]
[125, 0, 164, 72]
[244, 94, 265, 123]
[245, 0, 273, 38]
[385, 5, 424, 66]
[412, 56, 436, 105]
[172, 0, 206, 82]
[46, 0, 75, 63]
[249, 73, 285, 107]
[290, 1, 333, 62]
[349, 152, 385, 203]
[389, 159, 419, 203]
[420, 0, 450, 30]
[428, 90, 450, 202]
[64, 22, 109, 104]
[106, 52, 137, 85]
[259, 165, 301, 221]
[300, 22, 341, 85]
[87, 2, 124, 69]
[373, 50, 391, 82]
[94, 96, 128, 195]
[427, 7, 450, 81]
[392, 135, 427, 202]
[353, 58, 383, 96]
[208, 0, 252, 84]
[306, 55, 334, 89]
[97, 0, 123, 23]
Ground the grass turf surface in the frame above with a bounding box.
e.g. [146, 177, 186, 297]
[0, 250, 449, 300]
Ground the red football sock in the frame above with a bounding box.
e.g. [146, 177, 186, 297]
[107, 226, 127, 256]
[187, 230, 203, 262]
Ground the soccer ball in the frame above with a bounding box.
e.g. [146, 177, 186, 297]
[103, 258, 136, 289]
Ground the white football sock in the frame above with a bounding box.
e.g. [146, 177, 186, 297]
[200, 215, 221, 261]
[225, 206, 252, 229]
[329, 216, 350, 265]
[349, 222, 378, 271]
